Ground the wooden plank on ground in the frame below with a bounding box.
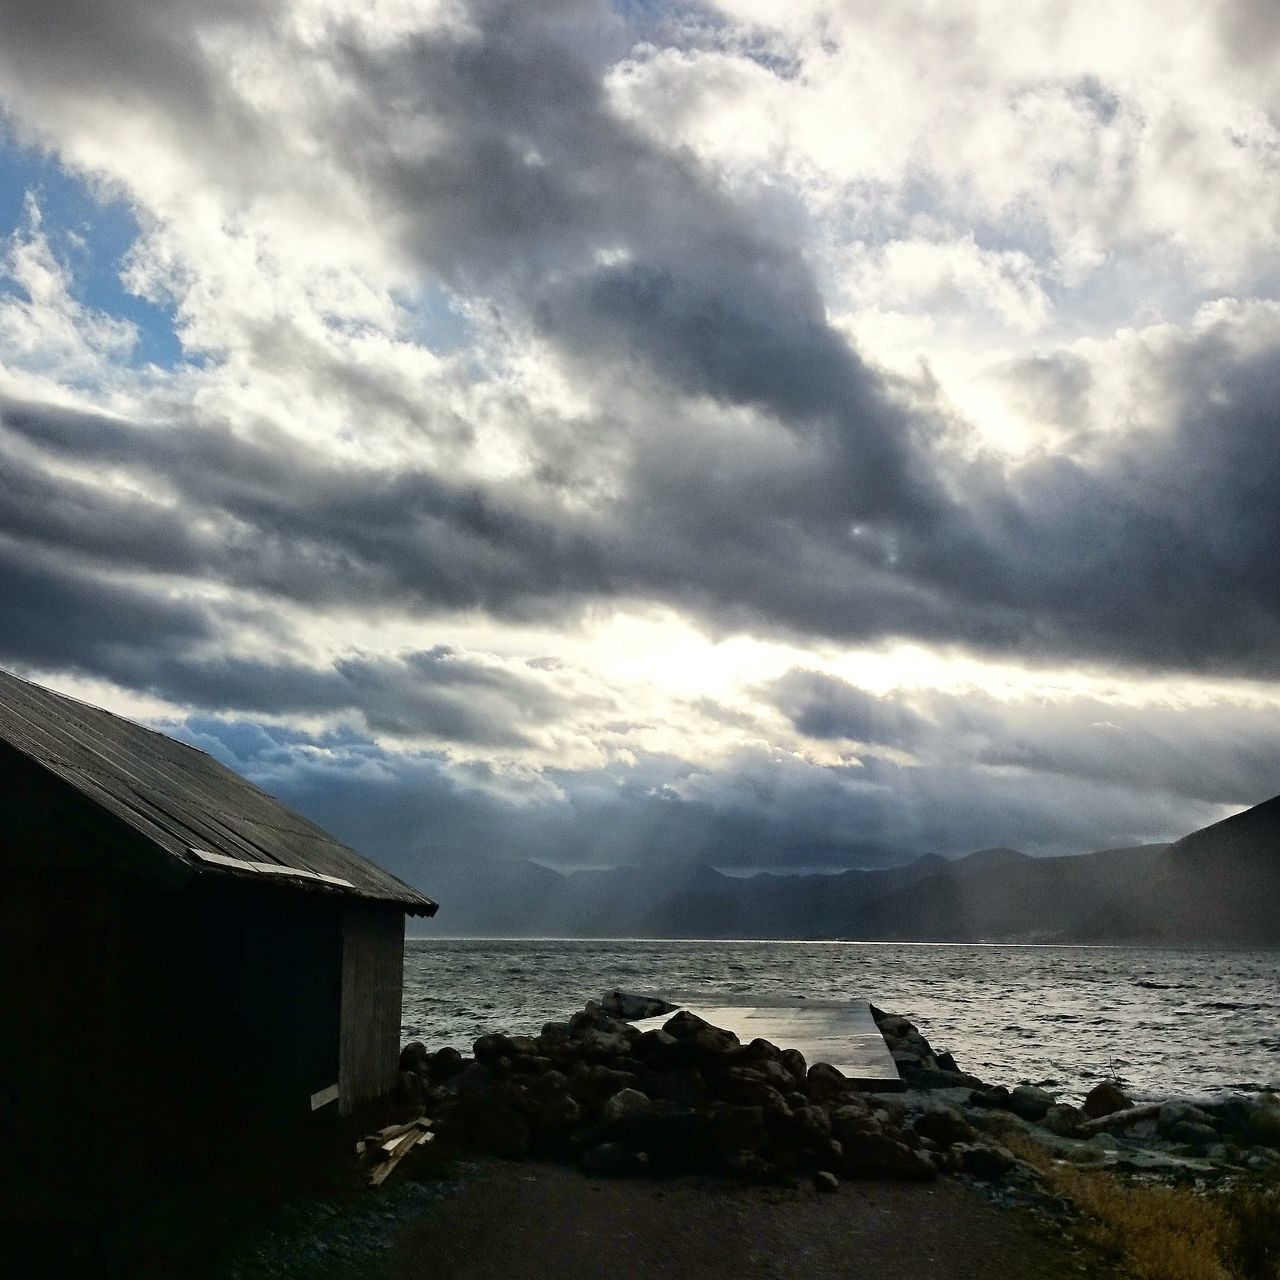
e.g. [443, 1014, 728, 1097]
[367, 1129, 432, 1186]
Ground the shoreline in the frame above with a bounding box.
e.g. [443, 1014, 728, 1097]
[408, 935, 1280, 949]
[211, 993, 1279, 1279]
[401, 943, 1280, 1102]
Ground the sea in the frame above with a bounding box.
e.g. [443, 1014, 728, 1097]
[402, 938, 1280, 1103]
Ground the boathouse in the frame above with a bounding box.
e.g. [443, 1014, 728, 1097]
[0, 669, 437, 1265]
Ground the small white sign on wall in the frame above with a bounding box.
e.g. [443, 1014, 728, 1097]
[310, 1083, 339, 1110]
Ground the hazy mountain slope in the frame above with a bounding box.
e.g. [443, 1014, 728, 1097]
[1141, 796, 1280, 943]
[410, 797, 1280, 943]
[842, 844, 1168, 942]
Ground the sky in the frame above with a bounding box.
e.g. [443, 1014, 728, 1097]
[2, 0, 1279, 887]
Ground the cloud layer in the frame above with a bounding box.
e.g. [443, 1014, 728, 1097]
[1, 0, 1278, 881]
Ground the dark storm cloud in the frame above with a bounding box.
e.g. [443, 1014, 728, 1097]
[6, 318, 1280, 699]
[0, 539, 213, 671]
[2, 0, 1280, 731]
[176, 715, 1230, 886]
[0, 394, 614, 620]
[0, 0, 290, 183]
[769, 669, 930, 748]
[153, 648, 578, 747]
[767, 669, 1280, 810]
[332, 0, 945, 525]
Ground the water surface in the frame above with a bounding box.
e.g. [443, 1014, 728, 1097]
[402, 938, 1279, 1101]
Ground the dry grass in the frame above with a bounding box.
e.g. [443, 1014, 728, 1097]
[999, 1133, 1279, 1280]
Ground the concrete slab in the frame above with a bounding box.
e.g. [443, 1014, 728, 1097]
[630, 995, 901, 1088]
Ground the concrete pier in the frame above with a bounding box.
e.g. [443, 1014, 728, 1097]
[631, 995, 902, 1088]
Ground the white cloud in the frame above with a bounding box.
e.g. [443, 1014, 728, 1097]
[1, 0, 1279, 867]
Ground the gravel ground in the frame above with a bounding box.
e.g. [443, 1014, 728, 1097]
[387, 1160, 1123, 1280]
[204, 1174, 466, 1280]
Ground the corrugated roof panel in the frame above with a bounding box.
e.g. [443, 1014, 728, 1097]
[0, 670, 437, 915]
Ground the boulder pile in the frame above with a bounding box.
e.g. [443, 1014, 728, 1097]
[394, 993, 1280, 1194]
[394, 993, 1026, 1189]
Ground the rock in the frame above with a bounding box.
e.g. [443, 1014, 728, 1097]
[582, 1142, 650, 1177]
[396, 1068, 428, 1104]
[879, 1015, 914, 1039]
[866, 1096, 907, 1128]
[839, 1132, 936, 1181]
[428, 1046, 466, 1082]
[574, 1027, 634, 1060]
[706, 1105, 769, 1164]
[606, 1108, 709, 1171]
[913, 1108, 977, 1147]
[1217, 1095, 1280, 1148]
[1157, 1102, 1216, 1138]
[1042, 1103, 1083, 1137]
[812, 1170, 840, 1193]
[446, 1061, 497, 1098]
[1169, 1121, 1219, 1150]
[691, 1026, 741, 1058]
[1009, 1085, 1055, 1122]
[512, 1054, 555, 1076]
[900, 1065, 989, 1091]
[935, 1051, 960, 1073]
[473, 1032, 516, 1064]
[601, 1088, 652, 1126]
[829, 1103, 879, 1147]
[528, 1069, 572, 1103]
[569, 1004, 626, 1037]
[970, 1085, 1012, 1110]
[634, 1028, 679, 1062]
[529, 1093, 585, 1137]
[738, 1037, 784, 1064]
[956, 1143, 1016, 1179]
[792, 1104, 833, 1142]
[447, 1093, 531, 1157]
[748, 1060, 796, 1090]
[663, 1010, 711, 1039]
[399, 1041, 430, 1073]
[781, 1048, 808, 1086]
[569, 1063, 638, 1106]
[723, 1078, 791, 1113]
[600, 990, 678, 1020]
[806, 1062, 851, 1103]
[1081, 1080, 1132, 1119]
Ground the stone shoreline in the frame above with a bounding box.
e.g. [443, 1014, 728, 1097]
[392, 991, 1280, 1197]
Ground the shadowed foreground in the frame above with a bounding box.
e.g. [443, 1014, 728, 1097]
[389, 1161, 1116, 1280]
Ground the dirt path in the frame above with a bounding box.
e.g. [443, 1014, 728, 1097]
[390, 1161, 1119, 1280]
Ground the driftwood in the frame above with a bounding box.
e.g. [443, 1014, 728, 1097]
[358, 1116, 434, 1186]
[1076, 1102, 1163, 1138]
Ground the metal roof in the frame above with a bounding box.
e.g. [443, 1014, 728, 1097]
[0, 669, 437, 915]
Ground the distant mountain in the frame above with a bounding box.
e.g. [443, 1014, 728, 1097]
[1144, 795, 1280, 944]
[409, 797, 1280, 945]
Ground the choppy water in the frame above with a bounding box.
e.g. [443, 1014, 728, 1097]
[402, 939, 1279, 1102]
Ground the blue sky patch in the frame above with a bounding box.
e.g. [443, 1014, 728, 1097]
[0, 128, 184, 369]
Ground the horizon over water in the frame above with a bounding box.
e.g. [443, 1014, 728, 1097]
[402, 938, 1279, 1103]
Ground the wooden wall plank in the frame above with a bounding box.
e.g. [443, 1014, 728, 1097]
[338, 904, 405, 1115]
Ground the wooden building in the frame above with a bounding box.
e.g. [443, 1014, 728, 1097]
[0, 669, 437, 1268]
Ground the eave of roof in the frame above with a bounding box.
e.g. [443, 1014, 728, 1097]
[0, 669, 438, 916]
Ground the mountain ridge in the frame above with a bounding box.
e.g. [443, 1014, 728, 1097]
[408, 797, 1280, 945]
